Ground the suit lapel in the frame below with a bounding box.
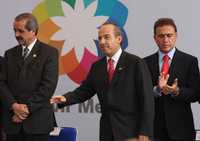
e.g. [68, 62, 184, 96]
[110, 51, 127, 87]
[147, 53, 160, 84]
[24, 41, 40, 66]
[168, 49, 179, 83]
[15, 45, 24, 70]
[152, 53, 160, 81]
[98, 57, 109, 91]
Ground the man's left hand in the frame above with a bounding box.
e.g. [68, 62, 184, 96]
[161, 78, 179, 96]
[138, 135, 150, 141]
[12, 114, 23, 123]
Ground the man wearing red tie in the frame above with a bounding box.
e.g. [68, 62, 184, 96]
[144, 18, 200, 141]
[51, 22, 154, 141]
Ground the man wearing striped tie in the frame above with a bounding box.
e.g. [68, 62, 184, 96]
[0, 13, 58, 141]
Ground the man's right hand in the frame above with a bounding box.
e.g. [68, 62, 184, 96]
[50, 95, 66, 104]
[11, 103, 29, 119]
[158, 72, 169, 90]
[12, 114, 23, 123]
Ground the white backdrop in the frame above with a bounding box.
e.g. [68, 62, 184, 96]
[0, 0, 199, 141]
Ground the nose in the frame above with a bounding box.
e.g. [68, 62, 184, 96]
[99, 38, 106, 45]
[163, 36, 169, 42]
[15, 31, 20, 37]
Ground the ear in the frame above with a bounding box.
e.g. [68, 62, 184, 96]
[153, 34, 156, 40]
[175, 32, 178, 38]
[117, 35, 123, 44]
[153, 35, 158, 43]
[30, 30, 37, 36]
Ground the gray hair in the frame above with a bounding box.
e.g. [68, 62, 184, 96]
[15, 12, 39, 35]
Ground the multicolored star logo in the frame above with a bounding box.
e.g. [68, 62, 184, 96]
[32, 0, 128, 84]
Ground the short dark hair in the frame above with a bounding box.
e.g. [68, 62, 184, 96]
[154, 18, 177, 35]
[100, 22, 123, 37]
[15, 12, 39, 35]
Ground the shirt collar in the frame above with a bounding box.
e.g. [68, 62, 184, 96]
[22, 38, 37, 52]
[159, 47, 176, 62]
[106, 47, 122, 63]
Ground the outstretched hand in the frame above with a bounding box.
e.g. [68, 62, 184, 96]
[50, 95, 66, 104]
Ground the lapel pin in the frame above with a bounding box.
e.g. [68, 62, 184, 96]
[33, 54, 37, 58]
[118, 67, 123, 71]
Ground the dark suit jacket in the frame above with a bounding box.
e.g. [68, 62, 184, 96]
[59, 51, 154, 141]
[198, 76, 200, 103]
[0, 56, 3, 140]
[144, 49, 200, 140]
[0, 40, 58, 134]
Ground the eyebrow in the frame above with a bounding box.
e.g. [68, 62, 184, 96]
[157, 33, 175, 37]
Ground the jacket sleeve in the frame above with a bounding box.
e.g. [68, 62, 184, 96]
[0, 52, 17, 109]
[27, 48, 59, 114]
[135, 59, 154, 137]
[58, 63, 96, 108]
[172, 57, 200, 102]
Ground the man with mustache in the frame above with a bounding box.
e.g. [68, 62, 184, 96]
[51, 22, 154, 141]
[0, 13, 58, 141]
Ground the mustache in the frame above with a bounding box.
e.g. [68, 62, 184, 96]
[15, 36, 26, 46]
[100, 43, 109, 48]
[16, 36, 23, 41]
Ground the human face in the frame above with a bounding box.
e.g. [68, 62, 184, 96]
[154, 25, 177, 53]
[98, 24, 122, 57]
[13, 19, 36, 46]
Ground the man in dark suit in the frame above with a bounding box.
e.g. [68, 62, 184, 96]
[144, 18, 200, 141]
[198, 75, 200, 103]
[0, 13, 58, 141]
[0, 56, 4, 141]
[51, 22, 154, 141]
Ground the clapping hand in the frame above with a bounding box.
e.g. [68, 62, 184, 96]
[158, 73, 179, 95]
[161, 78, 179, 96]
[158, 73, 169, 91]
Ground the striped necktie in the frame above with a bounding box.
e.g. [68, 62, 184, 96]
[23, 47, 29, 59]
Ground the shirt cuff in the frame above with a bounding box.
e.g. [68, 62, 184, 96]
[153, 86, 162, 97]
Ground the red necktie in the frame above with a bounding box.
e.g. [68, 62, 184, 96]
[161, 55, 170, 76]
[108, 58, 114, 83]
